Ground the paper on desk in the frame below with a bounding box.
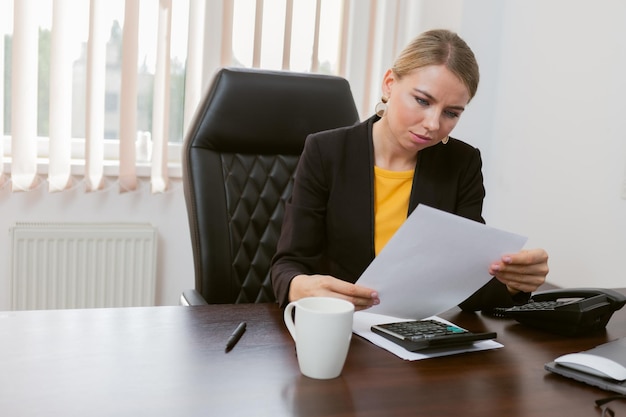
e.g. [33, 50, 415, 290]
[352, 311, 503, 361]
[357, 205, 527, 319]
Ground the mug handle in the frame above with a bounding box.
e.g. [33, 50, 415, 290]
[283, 301, 297, 342]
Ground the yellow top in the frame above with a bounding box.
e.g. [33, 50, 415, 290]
[373, 166, 414, 256]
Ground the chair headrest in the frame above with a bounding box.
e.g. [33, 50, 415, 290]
[185, 67, 360, 155]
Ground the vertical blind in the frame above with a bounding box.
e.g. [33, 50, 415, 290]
[1, 0, 419, 194]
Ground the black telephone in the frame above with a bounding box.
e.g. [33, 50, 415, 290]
[487, 288, 626, 336]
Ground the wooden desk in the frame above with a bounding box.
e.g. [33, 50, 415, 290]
[1, 291, 625, 417]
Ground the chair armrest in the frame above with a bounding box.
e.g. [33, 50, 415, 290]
[180, 289, 209, 306]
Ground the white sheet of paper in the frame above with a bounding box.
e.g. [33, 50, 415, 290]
[352, 311, 503, 360]
[357, 205, 527, 319]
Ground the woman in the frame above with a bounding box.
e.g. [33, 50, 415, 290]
[271, 29, 548, 311]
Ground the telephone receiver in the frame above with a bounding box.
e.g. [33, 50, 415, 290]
[488, 288, 626, 336]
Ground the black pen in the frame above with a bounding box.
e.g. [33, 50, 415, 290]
[225, 322, 246, 352]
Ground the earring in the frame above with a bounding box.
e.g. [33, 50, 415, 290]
[375, 96, 388, 117]
[442, 136, 449, 144]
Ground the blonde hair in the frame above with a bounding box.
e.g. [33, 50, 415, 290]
[392, 29, 480, 100]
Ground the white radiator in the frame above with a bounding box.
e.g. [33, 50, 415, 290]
[10, 223, 158, 310]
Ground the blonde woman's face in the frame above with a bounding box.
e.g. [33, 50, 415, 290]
[382, 65, 470, 152]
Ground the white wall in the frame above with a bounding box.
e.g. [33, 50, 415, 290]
[381, 0, 626, 289]
[0, 179, 194, 310]
[455, 0, 626, 288]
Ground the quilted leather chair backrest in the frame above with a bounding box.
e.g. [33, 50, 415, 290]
[183, 67, 359, 303]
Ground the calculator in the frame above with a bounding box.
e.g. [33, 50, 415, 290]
[371, 319, 497, 352]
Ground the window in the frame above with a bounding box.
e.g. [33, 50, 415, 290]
[2, 0, 188, 142]
[1, 0, 411, 193]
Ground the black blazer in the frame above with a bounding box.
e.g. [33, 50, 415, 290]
[271, 116, 526, 309]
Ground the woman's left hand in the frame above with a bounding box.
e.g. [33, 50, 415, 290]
[489, 248, 549, 294]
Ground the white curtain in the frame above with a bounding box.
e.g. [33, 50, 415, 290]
[48, 0, 73, 192]
[3, 0, 423, 194]
[10, 0, 39, 191]
[149, 0, 172, 194]
[6, 0, 176, 194]
[118, 0, 140, 192]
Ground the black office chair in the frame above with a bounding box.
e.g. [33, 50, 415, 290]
[180, 67, 359, 305]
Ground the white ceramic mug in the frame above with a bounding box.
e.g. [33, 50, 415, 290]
[284, 297, 355, 379]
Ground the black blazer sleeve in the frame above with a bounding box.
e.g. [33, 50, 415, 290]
[271, 120, 375, 306]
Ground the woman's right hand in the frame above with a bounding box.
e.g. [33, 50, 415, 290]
[288, 274, 380, 311]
